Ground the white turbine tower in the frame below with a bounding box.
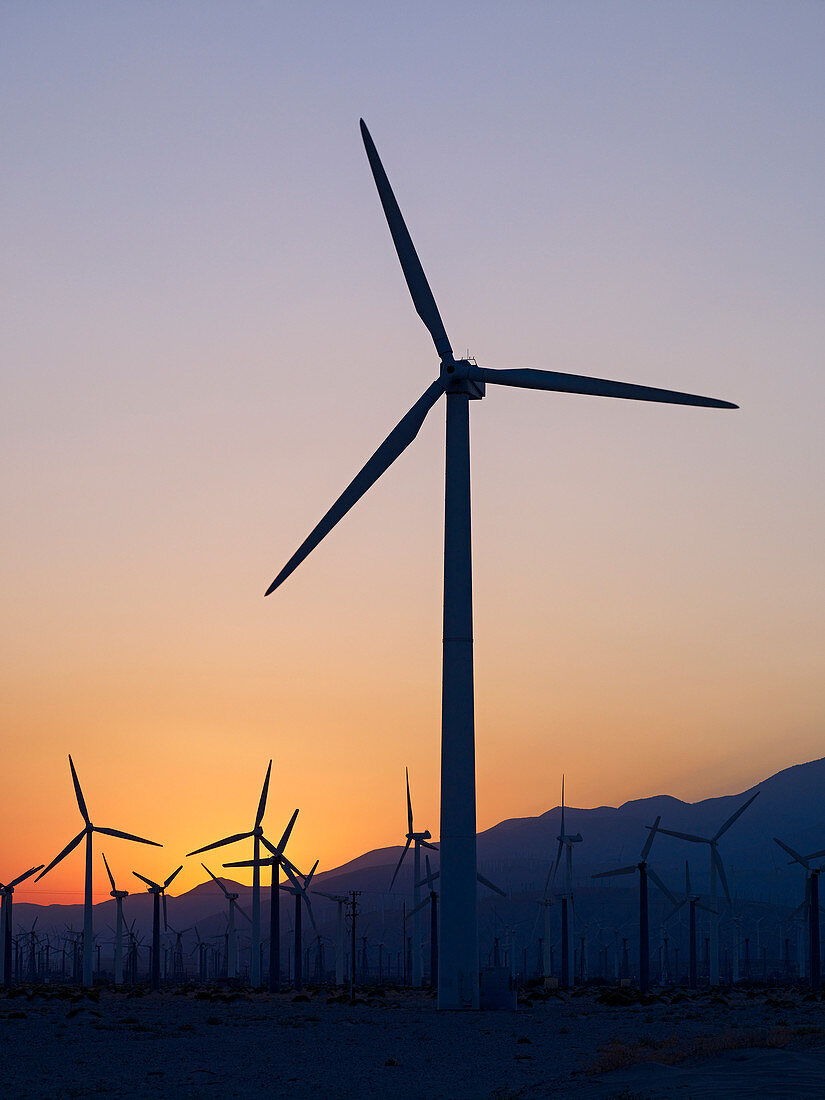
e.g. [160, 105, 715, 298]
[389, 768, 438, 988]
[36, 755, 161, 987]
[657, 791, 759, 985]
[264, 120, 737, 1009]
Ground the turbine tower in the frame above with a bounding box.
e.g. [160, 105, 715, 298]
[36, 755, 161, 987]
[201, 864, 251, 980]
[774, 837, 825, 992]
[389, 768, 438, 988]
[657, 791, 759, 984]
[264, 120, 737, 1009]
[549, 777, 582, 989]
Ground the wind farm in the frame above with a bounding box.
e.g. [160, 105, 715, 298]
[3, 1, 824, 1096]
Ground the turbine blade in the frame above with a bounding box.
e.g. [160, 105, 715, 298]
[473, 365, 737, 409]
[550, 838, 564, 888]
[773, 837, 809, 869]
[265, 377, 446, 596]
[68, 755, 90, 825]
[665, 899, 687, 921]
[714, 791, 759, 840]
[406, 767, 413, 835]
[236, 904, 252, 924]
[421, 840, 439, 852]
[647, 867, 678, 906]
[560, 776, 565, 838]
[476, 873, 505, 897]
[304, 894, 317, 933]
[132, 871, 160, 890]
[389, 839, 412, 890]
[592, 865, 637, 879]
[201, 863, 231, 898]
[96, 826, 161, 847]
[656, 827, 708, 844]
[255, 760, 272, 829]
[186, 830, 254, 857]
[222, 856, 275, 868]
[407, 896, 430, 919]
[35, 829, 87, 880]
[275, 809, 300, 855]
[712, 847, 731, 904]
[164, 866, 183, 889]
[9, 865, 44, 888]
[101, 852, 116, 892]
[640, 816, 661, 862]
[360, 119, 452, 358]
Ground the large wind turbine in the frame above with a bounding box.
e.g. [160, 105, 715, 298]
[657, 791, 759, 985]
[774, 837, 825, 992]
[265, 120, 737, 1010]
[186, 760, 272, 987]
[36, 755, 161, 987]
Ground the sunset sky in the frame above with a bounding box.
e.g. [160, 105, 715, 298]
[3, 2, 823, 904]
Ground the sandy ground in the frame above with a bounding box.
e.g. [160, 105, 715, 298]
[2, 985, 825, 1098]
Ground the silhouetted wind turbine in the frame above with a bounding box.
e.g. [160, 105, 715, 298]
[264, 120, 737, 1009]
[665, 860, 715, 989]
[774, 837, 825, 992]
[101, 852, 130, 985]
[36, 755, 161, 987]
[593, 817, 677, 993]
[549, 776, 582, 989]
[1, 864, 43, 987]
[657, 791, 759, 984]
[132, 865, 182, 991]
[201, 863, 251, 980]
[389, 768, 438, 988]
[186, 760, 271, 987]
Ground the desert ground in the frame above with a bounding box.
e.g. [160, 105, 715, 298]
[3, 984, 825, 1098]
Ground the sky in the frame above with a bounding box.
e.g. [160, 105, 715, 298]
[2, 1, 823, 904]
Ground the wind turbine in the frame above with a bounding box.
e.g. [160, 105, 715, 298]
[277, 861, 318, 991]
[219, 809, 301, 991]
[35, 755, 161, 986]
[264, 120, 737, 1009]
[132, 865, 182, 991]
[389, 768, 438, 988]
[774, 837, 825, 992]
[0, 864, 42, 987]
[657, 791, 759, 984]
[409, 853, 440, 987]
[593, 817, 677, 993]
[186, 760, 271, 987]
[665, 860, 716, 989]
[201, 863, 251, 980]
[549, 776, 582, 989]
[101, 852, 129, 985]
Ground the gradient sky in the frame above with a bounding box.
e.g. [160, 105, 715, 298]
[3, 2, 823, 904]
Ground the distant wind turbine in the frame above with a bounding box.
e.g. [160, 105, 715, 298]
[186, 760, 271, 987]
[549, 776, 582, 989]
[132, 865, 182, 991]
[36, 755, 161, 987]
[264, 119, 737, 1009]
[389, 768, 438, 988]
[665, 860, 716, 989]
[657, 791, 759, 984]
[201, 863, 252, 980]
[0, 864, 43, 987]
[593, 816, 677, 993]
[773, 837, 825, 992]
[101, 852, 129, 985]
